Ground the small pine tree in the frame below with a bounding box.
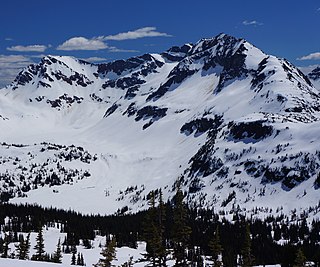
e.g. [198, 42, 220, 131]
[15, 234, 25, 259]
[94, 237, 117, 267]
[293, 248, 306, 267]
[77, 252, 81, 265]
[172, 182, 191, 266]
[208, 226, 223, 267]
[32, 226, 46, 261]
[24, 233, 31, 260]
[71, 250, 76, 265]
[144, 191, 162, 266]
[80, 253, 85, 266]
[1, 234, 10, 258]
[240, 223, 254, 267]
[52, 238, 62, 263]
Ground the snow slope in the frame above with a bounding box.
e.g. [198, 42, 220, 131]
[0, 34, 320, 221]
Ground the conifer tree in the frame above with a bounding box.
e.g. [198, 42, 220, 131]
[71, 250, 76, 265]
[240, 223, 254, 267]
[158, 189, 167, 266]
[1, 234, 9, 258]
[15, 234, 30, 260]
[144, 191, 162, 266]
[80, 253, 85, 266]
[15, 234, 24, 259]
[94, 237, 117, 267]
[32, 226, 45, 261]
[24, 233, 31, 260]
[172, 182, 191, 266]
[208, 226, 223, 267]
[293, 248, 306, 267]
[77, 252, 81, 265]
[52, 238, 62, 263]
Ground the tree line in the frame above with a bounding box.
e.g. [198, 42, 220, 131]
[1, 186, 320, 266]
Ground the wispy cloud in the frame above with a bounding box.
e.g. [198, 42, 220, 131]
[7, 45, 47, 52]
[5, 37, 13, 41]
[297, 52, 320, 61]
[108, 47, 139, 53]
[103, 27, 172, 41]
[81, 57, 108, 62]
[242, 20, 263, 26]
[57, 37, 108, 51]
[0, 55, 33, 88]
[317, 7, 320, 11]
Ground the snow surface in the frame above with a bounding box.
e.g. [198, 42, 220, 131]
[0, 226, 281, 267]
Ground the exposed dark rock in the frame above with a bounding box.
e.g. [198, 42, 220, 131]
[308, 67, 320, 81]
[135, 106, 168, 121]
[229, 120, 273, 141]
[97, 54, 164, 77]
[104, 103, 119, 118]
[181, 116, 223, 136]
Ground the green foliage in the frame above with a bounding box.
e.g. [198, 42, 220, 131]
[208, 226, 223, 267]
[52, 238, 62, 263]
[293, 248, 306, 267]
[143, 189, 166, 266]
[32, 226, 46, 261]
[172, 182, 191, 266]
[15, 233, 30, 260]
[240, 223, 254, 267]
[1, 234, 9, 258]
[94, 237, 117, 267]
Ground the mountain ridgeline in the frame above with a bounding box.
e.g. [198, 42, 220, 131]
[1, 33, 320, 221]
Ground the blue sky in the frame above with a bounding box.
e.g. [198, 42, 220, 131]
[0, 0, 319, 87]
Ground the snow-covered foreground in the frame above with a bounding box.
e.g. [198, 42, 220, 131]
[3, 226, 149, 267]
[1, 225, 283, 267]
[0, 258, 282, 267]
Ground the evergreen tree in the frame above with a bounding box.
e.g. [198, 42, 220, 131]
[144, 191, 163, 266]
[208, 226, 223, 267]
[80, 253, 85, 266]
[94, 237, 117, 267]
[240, 223, 254, 267]
[158, 189, 167, 266]
[1, 234, 9, 258]
[293, 248, 306, 267]
[172, 182, 191, 266]
[24, 233, 31, 260]
[32, 226, 45, 261]
[77, 252, 81, 265]
[71, 250, 76, 265]
[52, 238, 62, 263]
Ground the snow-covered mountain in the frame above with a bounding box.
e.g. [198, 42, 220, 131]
[1, 33, 320, 221]
[308, 66, 320, 90]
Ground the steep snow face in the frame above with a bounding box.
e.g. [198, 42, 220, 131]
[1, 34, 320, 221]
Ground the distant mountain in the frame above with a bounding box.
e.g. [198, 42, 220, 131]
[1, 33, 320, 221]
[308, 66, 320, 90]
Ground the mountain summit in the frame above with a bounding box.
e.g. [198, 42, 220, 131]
[1, 34, 320, 221]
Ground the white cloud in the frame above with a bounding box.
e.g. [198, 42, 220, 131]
[57, 37, 108, 51]
[0, 55, 33, 88]
[108, 47, 139, 53]
[5, 37, 13, 41]
[81, 57, 108, 62]
[298, 52, 320, 61]
[242, 20, 263, 26]
[7, 45, 47, 52]
[103, 27, 172, 41]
